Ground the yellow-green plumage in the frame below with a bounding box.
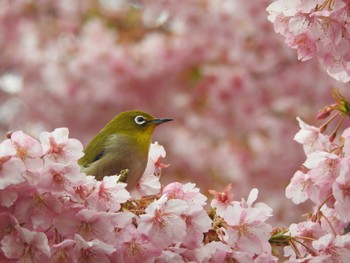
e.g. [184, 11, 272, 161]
[79, 110, 172, 190]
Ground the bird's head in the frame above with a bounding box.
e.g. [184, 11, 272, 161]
[108, 110, 173, 136]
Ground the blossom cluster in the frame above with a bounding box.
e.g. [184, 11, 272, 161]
[0, 128, 277, 262]
[279, 116, 350, 261]
[267, 0, 350, 82]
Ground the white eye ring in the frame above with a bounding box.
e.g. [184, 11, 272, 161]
[134, 115, 146, 125]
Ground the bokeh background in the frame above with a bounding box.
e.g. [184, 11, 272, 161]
[0, 0, 348, 225]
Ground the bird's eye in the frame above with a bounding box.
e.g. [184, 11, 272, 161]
[134, 115, 146, 125]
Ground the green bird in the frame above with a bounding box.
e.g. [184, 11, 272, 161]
[78, 110, 173, 190]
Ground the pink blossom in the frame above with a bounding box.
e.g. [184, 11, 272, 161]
[50, 239, 75, 263]
[289, 31, 317, 61]
[224, 189, 273, 255]
[294, 117, 332, 154]
[194, 242, 232, 263]
[1, 225, 50, 262]
[87, 175, 130, 212]
[114, 225, 162, 263]
[73, 176, 96, 204]
[14, 188, 63, 230]
[148, 142, 168, 170]
[181, 204, 212, 248]
[209, 183, 234, 217]
[38, 160, 85, 194]
[73, 234, 116, 263]
[254, 252, 278, 263]
[53, 208, 81, 238]
[341, 127, 350, 157]
[131, 142, 167, 197]
[0, 139, 26, 189]
[75, 209, 117, 243]
[138, 195, 187, 248]
[312, 233, 350, 262]
[142, 142, 168, 178]
[304, 151, 340, 205]
[0, 186, 18, 207]
[318, 206, 348, 235]
[333, 157, 350, 221]
[284, 221, 326, 259]
[0, 212, 19, 240]
[10, 131, 43, 173]
[225, 204, 273, 255]
[286, 170, 315, 204]
[40, 128, 84, 164]
[131, 174, 161, 198]
[153, 247, 185, 263]
[163, 182, 207, 206]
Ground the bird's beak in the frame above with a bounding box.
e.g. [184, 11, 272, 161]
[150, 118, 174, 125]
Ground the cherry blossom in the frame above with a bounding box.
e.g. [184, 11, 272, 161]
[87, 175, 130, 212]
[10, 131, 43, 173]
[113, 225, 162, 263]
[209, 183, 234, 217]
[181, 204, 212, 248]
[312, 233, 350, 262]
[224, 196, 273, 256]
[333, 157, 350, 221]
[294, 117, 333, 154]
[73, 234, 116, 263]
[0, 139, 26, 189]
[138, 195, 187, 248]
[1, 225, 50, 262]
[163, 182, 208, 206]
[40, 128, 84, 164]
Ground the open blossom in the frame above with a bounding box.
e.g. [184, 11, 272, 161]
[223, 189, 273, 256]
[38, 159, 85, 194]
[73, 234, 116, 263]
[318, 206, 348, 235]
[114, 225, 162, 263]
[0, 212, 19, 240]
[224, 204, 273, 255]
[75, 209, 117, 244]
[294, 117, 332, 154]
[284, 221, 326, 259]
[209, 183, 234, 217]
[181, 204, 212, 249]
[10, 131, 43, 173]
[194, 242, 232, 263]
[286, 170, 315, 204]
[333, 157, 350, 221]
[304, 150, 340, 205]
[40, 128, 84, 163]
[131, 142, 166, 198]
[312, 233, 350, 262]
[0, 139, 26, 189]
[163, 182, 207, 206]
[50, 239, 76, 263]
[87, 175, 130, 212]
[131, 173, 161, 198]
[1, 225, 50, 262]
[14, 187, 63, 230]
[342, 127, 350, 156]
[138, 195, 187, 248]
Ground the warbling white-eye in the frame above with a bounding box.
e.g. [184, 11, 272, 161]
[78, 110, 173, 190]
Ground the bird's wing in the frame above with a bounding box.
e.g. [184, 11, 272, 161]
[78, 131, 112, 167]
[91, 149, 105, 163]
